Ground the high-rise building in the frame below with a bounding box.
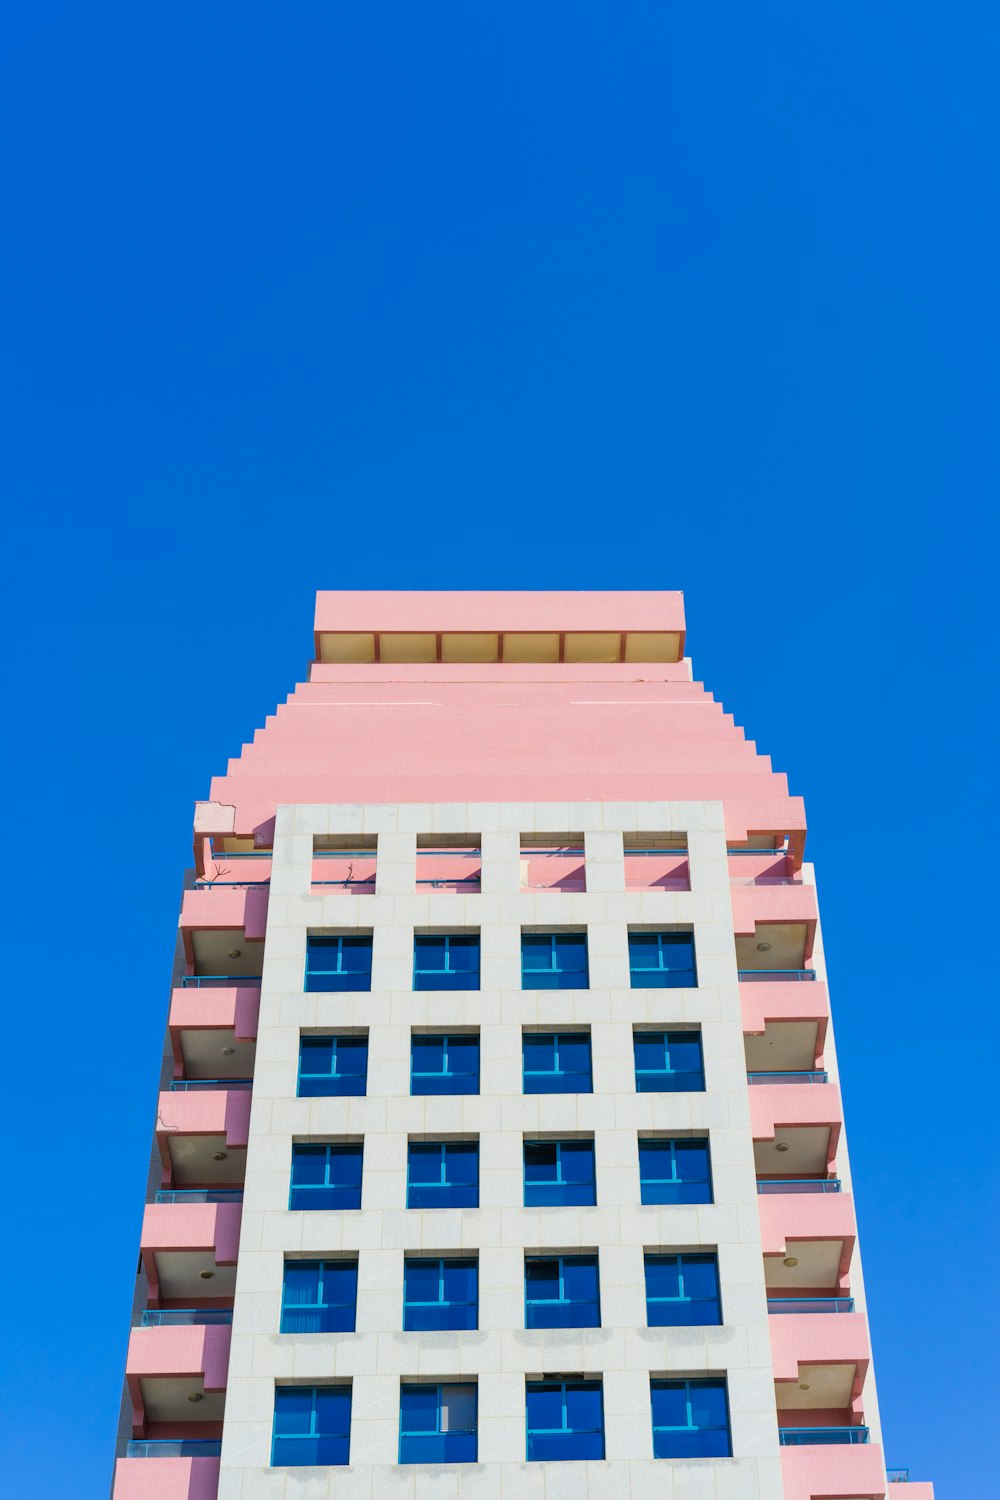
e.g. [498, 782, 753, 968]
[112, 591, 934, 1500]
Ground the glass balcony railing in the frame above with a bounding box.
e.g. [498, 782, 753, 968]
[756, 1178, 841, 1195]
[154, 1188, 244, 1204]
[886, 1470, 910, 1482]
[747, 1070, 828, 1085]
[778, 1426, 869, 1446]
[739, 969, 816, 982]
[140, 1308, 233, 1327]
[125, 1439, 223, 1458]
[180, 974, 262, 988]
[767, 1297, 855, 1314]
[168, 1079, 253, 1091]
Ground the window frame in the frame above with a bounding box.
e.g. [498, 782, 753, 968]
[280, 1258, 359, 1334]
[271, 1383, 352, 1467]
[524, 1254, 601, 1329]
[522, 1030, 593, 1094]
[412, 933, 481, 992]
[523, 1138, 597, 1207]
[525, 1378, 605, 1462]
[632, 1029, 705, 1093]
[403, 1256, 479, 1331]
[650, 1377, 731, 1459]
[289, 1142, 364, 1211]
[638, 1137, 713, 1206]
[304, 935, 373, 993]
[398, 1382, 478, 1465]
[644, 1253, 722, 1327]
[521, 932, 590, 990]
[627, 931, 697, 989]
[406, 1140, 480, 1209]
[297, 1034, 369, 1098]
[410, 1032, 481, 1096]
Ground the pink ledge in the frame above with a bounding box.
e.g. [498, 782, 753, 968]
[140, 1202, 242, 1299]
[758, 1192, 857, 1281]
[750, 1081, 842, 1138]
[781, 1443, 887, 1500]
[770, 1312, 870, 1398]
[112, 1457, 220, 1500]
[741, 981, 829, 1046]
[168, 986, 260, 1044]
[313, 588, 686, 637]
[889, 1486, 934, 1499]
[156, 1089, 251, 1150]
[179, 886, 268, 941]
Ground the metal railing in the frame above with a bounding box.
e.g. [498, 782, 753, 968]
[180, 974, 262, 988]
[168, 1078, 252, 1092]
[747, 1070, 828, 1085]
[767, 1296, 855, 1314]
[140, 1308, 233, 1327]
[738, 968, 816, 982]
[194, 879, 270, 889]
[728, 844, 789, 855]
[730, 876, 804, 886]
[154, 1188, 243, 1204]
[125, 1439, 222, 1458]
[778, 1426, 869, 1446]
[756, 1178, 841, 1195]
[887, 1471, 911, 1483]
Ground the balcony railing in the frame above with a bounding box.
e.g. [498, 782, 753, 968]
[739, 969, 816, 982]
[194, 878, 270, 889]
[154, 1188, 244, 1204]
[757, 1178, 841, 1195]
[747, 1070, 828, 1085]
[886, 1471, 910, 1482]
[125, 1439, 222, 1458]
[140, 1308, 233, 1326]
[180, 974, 262, 988]
[168, 1079, 253, 1091]
[730, 876, 804, 886]
[415, 850, 482, 892]
[778, 1427, 869, 1446]
[767, 1297, 855, 1314]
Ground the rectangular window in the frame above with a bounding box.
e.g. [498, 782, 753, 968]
[638, 1138, 712, 1205]
[644, 1254, 721, 1326]
[407, 1141, 479, 1208]
[628, 931, 697, 988]
[525, 1379, 605, 1461]
[399, 1383, 478, 1464]
[413, 934, 480, 991]
[525, 1255, 601, 1329]
[650, 1377, 731, 1458]
[411, 1033, 480, 1095]
[272, 1384, 352, 1466]
[523, 1139, 596, 1207]
[289, 1143, 363, 1210]
[281, 1259, 358, 1333]
[305, 935, 373, 993]
[403, 1257, 478, 1331]
[298, 1035, 368, 1097]
[521, 932, 589, 990]
[522, 1031, 593, 1094]
[633, 1031, 704, 1092]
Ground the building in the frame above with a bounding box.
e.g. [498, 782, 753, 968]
[112, 590, 934, 1500]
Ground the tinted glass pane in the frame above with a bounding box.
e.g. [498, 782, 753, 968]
[412, 1036, 446, 1073]
[667, 1034, 702, 1072]
[521, 935, 554, 970]
[330, 1147, 364, 1186]
[414, 936, 447, 969]
[560, 1142, 595, 1182]
[675, 1141, 710, 1181]
[444, 1144, 479, 1184]
[661, 934, 695, 969]
[441, 1384, 477, 1432]
[315, 1387, 352, 1432]
[655, 1428, 730, 1458]
[559, 1033, 592, 1068]
[443, 1260, 478, 1305]
[446, 938, 480, 972]
[524, 1142, 557, 1180]
[525, 1259, 561, 1297]
[528, 1432, 604, 1461]
[628, 934, 660, 966]
[526, 1384, 564, 1430]
[689, 1383, 728, 1429]
[565, 1383, 603, 1431]
[645, 1258, 682, 1300]
[283, 1262, 321, 1304]
[633, 1033, 666, 1071]
[553, 935, 588, 970]
[650, 1382, 688, 1427]
[291, 1146, 328, 1186]
[523, 1035, 556, 1072]
[408, 1145, 443, 1183]
[404, 1260, 442, 1303]
[339, 938, 373, 972]
[401, 1386, 440, 1433]
[273, 1387, 313, 1435]
[681, 1256, 720, 1300]
[299, 1038, 334, 1074]
[562, 1258, 599, 1302]
[335, 1038, 368, 1074]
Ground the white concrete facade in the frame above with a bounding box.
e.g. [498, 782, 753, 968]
[218, 800, 785, 1500]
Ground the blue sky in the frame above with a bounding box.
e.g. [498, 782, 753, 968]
[2, 4, 996, 1495]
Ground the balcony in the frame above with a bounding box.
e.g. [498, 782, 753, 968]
[780, 1439, 888, 1500]
[520, 841, 586, 892]
[751, 1079, 842, 1178]
[112, 1449, 221, 1500]
[169, 984, 259, 1080]
[141, 1310, 233, 1327]
[768, 1297, 855, 1314]
[311, 844, 378, 892]
[140, 1197, 242, 1302]
[179, 888, 268, 965]
[758, 1186, 856, 1292]
[733, 893, 818, 969]
[888, 1475, 935, 1499]
[739, 968, 817, 982]
[125, 1322, 231, 1431]
[415, 845, 482, 892]
[780, 1426, 870, 1446]
[742, 978, 829, 1073]
[156, 1088, 250, 1187]
[749, 1071, 828, 1085]
[770, 1309, 871, 1410]
[623, 837, 690, 891]
[728, 847, 800, 885]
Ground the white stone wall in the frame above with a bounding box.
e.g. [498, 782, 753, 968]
[218, 801, 784, 1500]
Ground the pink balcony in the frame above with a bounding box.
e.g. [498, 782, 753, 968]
[889, 1485, 935, 1499]
[734, 893, 818, 978]
[112, 1455, 220, 1500]
[751, 1080, 842, 1178]
[168, 985, 259, 1079]
[771, 1311, 870, 1413]
[742, 980, 829, 1072]
[728, 849, 802, 886]
[415, 845, 482, 892]
[623, 844, 690, 891]
[156, 1089, 250, 1187]
[310, 849, 378, 891]
[781, 1443, 888, 1500]
[141, 1200, 242, 1304]
[125, 1323, 231, 1432]
[759, 1188, 857, 1293]
[520, 843, 586, 891]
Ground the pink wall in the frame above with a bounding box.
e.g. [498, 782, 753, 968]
[781, 1443, 887, 1500]
[155, 1090, 252, 1150]
[758, 1191, 857, 1285]
[769, 1311, 870, 1401]
[112, 1457, 221, 1500]
[313, 588, 686, 636]
[168, 987, 260, 1041]
[740, 981, 829, 1056]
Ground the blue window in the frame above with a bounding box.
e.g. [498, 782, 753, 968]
[411, 1033, 480, 1095]
[523, 1139, 596, 1207]
[650, 1378, 731, 1458]
[399, 1383, 478, 1464]
[403, 1257, 478, 1331]
[407, 1141, 479, 1208]
[525, 1255, 600, 1328]
[628, 932, 697, 988]
[521, 932, 589, 989]
[305, 935, 373, 993]
[298, 1035, 368, 1097]
[272, 1384, 351, 1466]
[526, 1379, 605, 1461]
[289, 1143, 363, 1210]
[644, 1254, 721, 1326]
[633, 1031, 704, 1092]
[638, 1138, 712, 1205]
[522, 1032, 592, 1094]
[281, 1259, 358, 1333]
[413, 934, 481, 991]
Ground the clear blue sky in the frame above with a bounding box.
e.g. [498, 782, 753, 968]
[2, 4, 995, 1495]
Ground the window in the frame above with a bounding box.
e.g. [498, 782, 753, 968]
[525, 1255, 600, 1328]
[638, 1138, 712, 1205]
[521, 932, 589, 990]
[644, 1254, 721, 1326]
[525, 1379, 605, 1461]
[522, 1032, 592, 1094]
[298, 1035, 368, 1097]
[650, 1378, 731, 1459]
[281, 1260, 358, 1333]
[403, 1257, 478, 1331]
[413, 934, 480, 991]
[399, 1383, 477, 1464]
[289, 1143, 363, 1210]
[633, 1031, 704, 1092]
[628, 932, 696, 988]
[523, 1139, 596, 1207]
[407, 1141, 479, 1208]
[411, 1033, 480, 1095]
[305, 935, 373, 993]
[272, 1385, 351, 1466]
